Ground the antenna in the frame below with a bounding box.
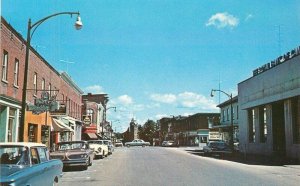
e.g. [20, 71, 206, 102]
[59, 59, 75, 74]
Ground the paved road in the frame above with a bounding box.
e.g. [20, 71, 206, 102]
[60, 147, 300, 186]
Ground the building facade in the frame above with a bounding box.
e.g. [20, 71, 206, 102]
[159, 113, 220, 146]
[210, 96, 239, 143]
[0, 17, 83, 147]
[81, 93, 109, 139]
[238, 46, 300, 160]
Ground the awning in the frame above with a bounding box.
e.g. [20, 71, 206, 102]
[86, 133, 98, 140]
[61, 116, 79, 126]
[52, 118, 74, 132]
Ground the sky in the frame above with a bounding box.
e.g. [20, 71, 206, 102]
[1, 0, 300, 132]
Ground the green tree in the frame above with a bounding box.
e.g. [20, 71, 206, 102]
[138, 120, 157, 145]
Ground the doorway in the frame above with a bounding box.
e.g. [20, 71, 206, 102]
[272, 101, 286, 155]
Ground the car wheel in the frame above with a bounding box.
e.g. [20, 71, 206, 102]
[82, 164, 88, 170]
[53, 177, 59, 186]
[126, 145, 130, 148]
[142, 145, 145, 147]
[88, 157, 92, 166]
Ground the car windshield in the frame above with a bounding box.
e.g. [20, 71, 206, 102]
[88, 141, 103, 145]
[0, 146, 30, 165]
[58, 142, 85, 150]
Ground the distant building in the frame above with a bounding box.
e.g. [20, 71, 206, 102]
[159, 113, 220, 146]
[238, 46, 300, 161]
[123, 118, 138, 142]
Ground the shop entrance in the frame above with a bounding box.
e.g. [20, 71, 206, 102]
[272, 101, 286, 155]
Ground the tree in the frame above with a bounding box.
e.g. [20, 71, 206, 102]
[138, 120, 158, 145]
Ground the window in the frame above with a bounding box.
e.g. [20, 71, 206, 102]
[13, 58, 19, 86]
[292, 96, 300, 144]
[30, 148, 40, 164]
[232, 107, 235, 120]
[2, 50, 8, 81]
[33, 73, 37, 95]
[237, 105, 239, 119]
[37, 147, 48, 162]
[226, 108, 229, 121]
[248, 109, 255, 143]
[41, 78, 45, 90]
[87, 108, 94, 123]
[48, 83, 51, 96]
[222, 109, 225, 122]
[259, 106, 267, 143]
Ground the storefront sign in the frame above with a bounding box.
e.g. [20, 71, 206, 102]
[209, 131, 221, 140]
[27, 91, 59, 115]
[253, 46, 300, 76]
[83, 115, 91, 125]
[50, 103, 66, 115]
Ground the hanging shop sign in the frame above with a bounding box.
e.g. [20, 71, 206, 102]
[27, 91, 59, 115]
[82, 115, 91, 125]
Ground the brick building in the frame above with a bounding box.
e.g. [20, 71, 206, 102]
[0, 17, 83, 147]
[159, 113, 220, 147]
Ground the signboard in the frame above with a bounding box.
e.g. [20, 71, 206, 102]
[50, 103, 66, 115]
[209, 131, 221, 140]
[82, 115, 91, 125]
[27, 91, 58, 115]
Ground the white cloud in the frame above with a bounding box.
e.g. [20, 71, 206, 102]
[206, 12, 239, 29]
[149, 91, 218, 111]
[84, 85, 104, 94]
[150, 93, 177, 104]
[178, 92, 217, 110]
[118, 95, 133, 105]
[155, 114, 169, 119]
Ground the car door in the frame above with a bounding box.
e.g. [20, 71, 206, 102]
[27, 147, 48, 185]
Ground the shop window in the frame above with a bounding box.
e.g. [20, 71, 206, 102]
[259, 106, 267, 143]
[28, 124, 38, 142]
[248, 109, 255, 143]
[41, 125, 50, 145]
[292, 96, 300, 144]
[7, 108, 16, 142]
[2, 50, 8, 82]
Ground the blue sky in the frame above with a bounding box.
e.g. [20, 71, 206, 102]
[2, 0, 300, 132]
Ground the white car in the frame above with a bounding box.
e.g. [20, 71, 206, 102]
[125, 139, 150, 147]
[87, 140, 108, 159]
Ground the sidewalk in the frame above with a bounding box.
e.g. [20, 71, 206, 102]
[180, 146, 300, 168]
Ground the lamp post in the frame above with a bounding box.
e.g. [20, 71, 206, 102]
[102, 106, 116, 137]
[19, 12, 83, 142]
[210, 89, 234, 151]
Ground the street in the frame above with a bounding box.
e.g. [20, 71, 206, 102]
[60, 147, 300, 186]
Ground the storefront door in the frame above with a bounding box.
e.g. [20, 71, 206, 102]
[272, 101, 286, 155]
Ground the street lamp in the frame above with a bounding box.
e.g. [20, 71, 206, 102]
[19, 12, 83, 141]
[210, 89, 234, 151]
[102, 107, 116, 137]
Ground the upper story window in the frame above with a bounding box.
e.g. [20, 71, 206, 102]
[2, 50, 8, 82]
[222, 109, 226, 122]
[226, 108, 229, 121]
[33, 73, 37, 96]
[13, 58, 19, 86]
[41, 78, 45, 90]
[87, 108, 94, 123]
[48, 83, 51, 96]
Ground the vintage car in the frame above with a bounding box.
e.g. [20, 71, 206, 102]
[87, 140, 108, 159]
[50, 141, 94, 170]
[161, 140, 178, 147]
[203, 141, 232, 156]
[0, 142, 63, 185]
[125, 139, 150, 147]
[115, 141, 123, 147]
[103, 140, 114, 155]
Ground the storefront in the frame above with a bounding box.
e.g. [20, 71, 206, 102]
[238, 46, 300, 160]
[82, 124, 99, 140]
[0, 95, 21, 142]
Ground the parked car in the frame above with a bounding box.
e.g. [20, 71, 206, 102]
[50, 141, 94, 170]
[203, 141, 232, 156]
[161, 140, 178, 147]
[0, 142, 63, 185]
[87, 140, 109, 159]
[115, 141, 123, 147]
[125, 139, 150, 147]
[103, 140, 114, 155]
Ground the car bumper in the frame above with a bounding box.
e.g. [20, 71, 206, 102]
[62, 159, 88, 167]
